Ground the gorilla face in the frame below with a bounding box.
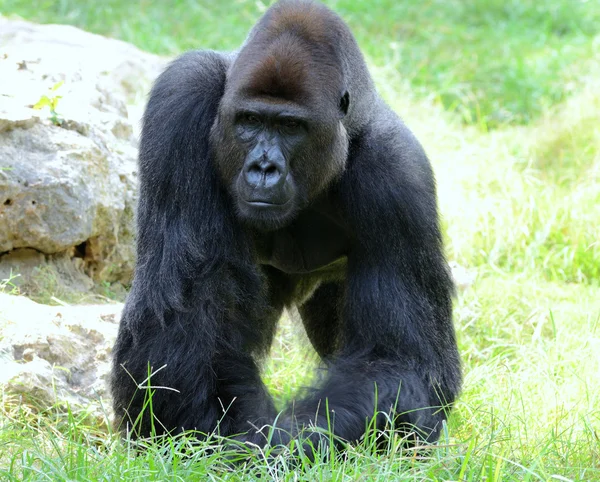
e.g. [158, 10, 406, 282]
[232, 101, 306, 227]
[213, 95, 349, 231]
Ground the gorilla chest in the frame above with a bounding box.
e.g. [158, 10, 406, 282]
[252, 210, 348, 275]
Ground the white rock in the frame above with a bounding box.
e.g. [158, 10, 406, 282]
[0, 293, 121, 420]
[0, 17, 168, 285]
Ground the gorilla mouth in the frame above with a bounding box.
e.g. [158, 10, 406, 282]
[235, 170, 295, 210]
[245, 199, 290, 207]
[237, 196, 298, 231]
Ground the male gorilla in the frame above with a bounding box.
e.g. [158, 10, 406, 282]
[111, 0, 461, 449]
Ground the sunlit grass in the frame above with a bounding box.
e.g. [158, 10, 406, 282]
[1, 0, 599, 128]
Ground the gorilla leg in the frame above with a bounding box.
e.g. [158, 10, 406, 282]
[298, 282, 343, 358]
[214, 268, 290, 435]
[212, 345, 278, 435]
[277, 276, 454, 448]
[290, 284, 445, 446]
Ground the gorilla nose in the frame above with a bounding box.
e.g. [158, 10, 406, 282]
[243, 158, 285, 189]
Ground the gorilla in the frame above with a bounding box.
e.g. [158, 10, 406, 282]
[111, 0, 461, 451]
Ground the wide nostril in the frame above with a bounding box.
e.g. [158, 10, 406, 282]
[246, 162, 279, 176]
[264, 165, 278, 176]
[243, 158, 286, 189]
[248, 164, 263, 175]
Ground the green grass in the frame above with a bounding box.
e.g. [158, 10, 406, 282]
[1, 0, 600, 480]
[1, 0, 599, 128]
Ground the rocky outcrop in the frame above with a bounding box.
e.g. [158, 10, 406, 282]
[0, 17, 168, 289]
[0, 293, 121, 423]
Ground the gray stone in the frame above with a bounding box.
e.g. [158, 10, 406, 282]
[0, 293, 121, 421]
[0, 17, 168, 285]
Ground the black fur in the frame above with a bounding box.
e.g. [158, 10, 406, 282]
[111, 0, 461, 450]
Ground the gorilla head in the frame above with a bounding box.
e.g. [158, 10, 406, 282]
[211, 5, 352, 230]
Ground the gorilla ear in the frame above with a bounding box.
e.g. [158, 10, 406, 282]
[339, 91, 350, 117]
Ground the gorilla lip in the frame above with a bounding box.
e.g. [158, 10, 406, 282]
[245, 200, 290, 207]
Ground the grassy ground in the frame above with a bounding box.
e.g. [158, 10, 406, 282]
[1, 0, 599, 480]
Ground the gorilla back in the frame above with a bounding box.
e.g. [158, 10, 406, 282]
[111, 0, 461, 450]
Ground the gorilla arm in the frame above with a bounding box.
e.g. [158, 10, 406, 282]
[276, 104, 462, 445]
[111, 51, 277, 438]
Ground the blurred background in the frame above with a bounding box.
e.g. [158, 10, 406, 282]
[0, 1, 599, 480]
[5, 0, 600, 127]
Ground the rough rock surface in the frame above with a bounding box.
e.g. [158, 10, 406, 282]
[0, 17, 167, 288]
[0, 293, 121, 421]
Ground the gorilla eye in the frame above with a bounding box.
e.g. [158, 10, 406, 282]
[282, 119, 303, 132]
[245, 114, 261, 125]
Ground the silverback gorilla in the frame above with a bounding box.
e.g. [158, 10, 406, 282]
[111, 0, 461, 450]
